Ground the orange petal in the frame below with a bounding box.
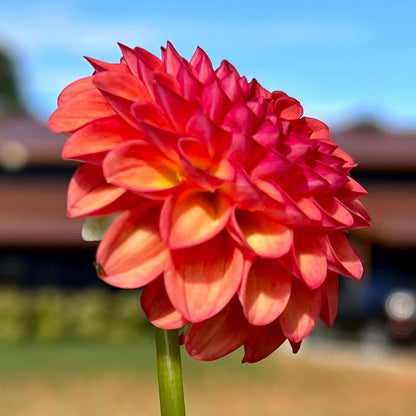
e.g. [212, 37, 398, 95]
[49, 87, 116, 133]
[184, 297, 251, 361]
[132, 102, 173, 130]
[239, 259, 292, 325]
[96, 206, 168, 289]
[141, 276, 188, 329]
[57, 76, 95, 106]
[164, 231, 244, 322]
[103, 141, 183, 192]
[279, 279, 322, 343]
[293, 231, 327, 288]
[243, 319, 286, 363]
[67, 164, 128, 217]
[62, 116, 141, 164]
[234, 210, 293, 258]
[160, 189, 232, 249]
[92, 70, 151, 102]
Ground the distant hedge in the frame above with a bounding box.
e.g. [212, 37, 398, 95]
[0, 286, 151, 343]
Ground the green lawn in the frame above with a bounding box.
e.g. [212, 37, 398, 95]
[1, 337, 416, 416]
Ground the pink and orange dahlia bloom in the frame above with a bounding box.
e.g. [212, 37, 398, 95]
[48, 42, 369, 363]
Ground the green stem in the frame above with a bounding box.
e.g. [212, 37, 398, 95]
[154, 327, 186, 416]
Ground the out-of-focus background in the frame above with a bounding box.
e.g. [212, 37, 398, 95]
[1, 1, 416, 415]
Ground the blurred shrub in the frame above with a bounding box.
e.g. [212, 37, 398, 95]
[0, 287, 151, 344]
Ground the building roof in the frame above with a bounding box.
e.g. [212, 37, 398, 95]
[0, 115, 71, 169]
[332, 124, 416, 172]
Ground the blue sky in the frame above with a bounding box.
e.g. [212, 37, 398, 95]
[1, 0, 415, 130]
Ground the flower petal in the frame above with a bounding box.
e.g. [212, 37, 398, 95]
[320, 271, 339, 327]
[153, 82, 195, 131]
[96, 206, 168, 288]
[189, 46, 215, 84]
[48, 88, 116, 133]
[93, 70, 151, 103]
[164, 231, 244, 322]
[234, 210, 293, 258]
[279, 279, 322, 343]
[243, 319, 286, 363]
[62, 116, 141, 164]
[160, 189, 232, 249]
[293, 231, 327, 288]
[326, 232, 363, 279]
[184, 297, 251, 361]
[239, 259, 292, 325]
[67, 164, 130, 217]
[103, 141, 183, 192]
[141, 276, 188, 329]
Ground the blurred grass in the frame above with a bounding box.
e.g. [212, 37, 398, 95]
[1, 338, 416, 416]
[2, 287, 416, 415]
[0, 286, 149, 344]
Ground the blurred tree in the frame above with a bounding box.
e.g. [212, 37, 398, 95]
[0, 49, 25, 117]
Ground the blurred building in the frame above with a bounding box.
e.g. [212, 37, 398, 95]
[0, 115, 98, 287]
[1, 116, 416, 319]
[333, 122, 416, 336]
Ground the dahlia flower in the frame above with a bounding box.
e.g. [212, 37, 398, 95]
[48, 42, 369, 363]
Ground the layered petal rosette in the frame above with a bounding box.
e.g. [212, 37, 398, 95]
[49, 42, 370, 363]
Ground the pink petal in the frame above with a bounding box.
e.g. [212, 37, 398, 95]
[239, 258, 292, 325]
[160, 189, 232, 249]
[189, 46, 215, 84]
[141, 276, 188, 329]
[118, 43, 141, 77]
[320, 271, 339, 327]
[62, 116, 141, 164]
[343, 199, 371, 229]
[217, 63, 244, 103]
[336, 176, 368, 200]
[96, 205, 168, 288]
[252, 118, 283, 148]
[176, 60, 203, 101]
[67, 164, 130, 217]
[163, 41, 183, 77]
[279, 279, 323, 342]
[183, 297, 251, 361]
[200, 80, 232, 124]
[233, 210, 293, 258]
[164, 231, 244, 322]
[222, 104, 259, 134]
[243, 319, 286, 363]
[186, 111, 232, 158]
[86, 56, 130, 73]
[103, 141, 183, 192]
[315, 197, 354, 228]
[250, 150, 294, 180]
[153, 82, 195, 131]
[326, 232, 363, 279]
